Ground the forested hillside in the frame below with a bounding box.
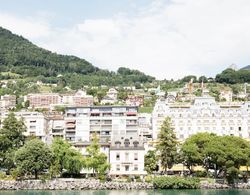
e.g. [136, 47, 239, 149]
[0, 27, 154, 87]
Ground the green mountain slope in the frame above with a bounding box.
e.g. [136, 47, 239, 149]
[0, 26, 154, 87]
[241, 65, 250, 70]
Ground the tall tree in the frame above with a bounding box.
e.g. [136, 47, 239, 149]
[156, 117, 178, 173]
[85, 133, 110, 177]
[51, 138, 84, 177]
[144, 150, 158, 174]
[15, 139, 53, 179]
[0, 113, 26, 172]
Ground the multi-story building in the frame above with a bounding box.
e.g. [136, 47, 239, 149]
[25, 90, 94, 109]
[220, 90, 233, 102]
[125, 95, 144, 107]
[25, 93, 61, 108]
[61, 90, 94, 106]
[0, 95, 16, 110]
[0, 111, 48, 142]
[46, 112, 65, 139]
[152, 95, 250, 141]
[138, 113, 152, 140]
[109, 135, 146, 176]
[64, 106, 139, 143]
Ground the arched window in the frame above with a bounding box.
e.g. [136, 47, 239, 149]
[133, 141, 139, 148]
[115, 141, 121, 148]
[124, 139, 130, 147]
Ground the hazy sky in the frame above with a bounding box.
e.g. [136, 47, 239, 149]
[0, 0, 250, 79]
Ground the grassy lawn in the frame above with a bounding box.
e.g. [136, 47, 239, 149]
[139, 107, 153, 113]
[39, 85, 52, 93]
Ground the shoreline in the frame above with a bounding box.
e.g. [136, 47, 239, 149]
[0, 179, 250, 190]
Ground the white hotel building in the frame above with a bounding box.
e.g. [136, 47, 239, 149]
[152, 95, 250, 141]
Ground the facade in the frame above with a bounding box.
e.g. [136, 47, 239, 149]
[125, 95, 144, 107]
[0, 95, 16, 110]
[138, 113, 152, 140]
[61, 90, 94, 106]
[101, 88, 118, 105]
[0, 111, 48, 142]
[220, 90, 233, 102]
[25, 93, 61, 108]
[64, 106, 139, 143]
[25, 90, 94, 109]
[109, 136, 146, 176]
[152, 95, 250, 141]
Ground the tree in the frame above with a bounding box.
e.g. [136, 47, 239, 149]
[15, 139, 53, 179]
[180, 133, 216, 174]
[180, 133, 250, 184]
[156, 117, 178, 173]
[51, 138, 84, 177]
[63, 147, 84, 176]
[0, 113, 26, 172]
[144, 150, 158, 174]
[84, 133, 110, 177]
[198, 76, 208, 83]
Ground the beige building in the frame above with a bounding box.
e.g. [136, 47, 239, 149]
[109, 136, 146, 176]
[0, 95, 16, 110]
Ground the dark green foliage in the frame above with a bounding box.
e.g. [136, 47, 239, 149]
[15, 139, 53, 179]
[0, 27, 154, 87]
[0, 113, 26, 172]
[156, 117, 178, 172]
[51, 138, 84, 177]
[215, 68, 250, 84]
[153, 176, 200, 189]
[180, 133, 250, 184]
[144, 150, 158, 174]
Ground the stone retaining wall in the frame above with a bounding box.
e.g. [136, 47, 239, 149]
[0, 179, 153, 190]
[1, 179, 250, 190]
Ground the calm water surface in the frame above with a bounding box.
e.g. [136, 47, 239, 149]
[0, 190, 250, 195]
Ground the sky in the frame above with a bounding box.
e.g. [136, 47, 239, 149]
[0, 0, 250, 80]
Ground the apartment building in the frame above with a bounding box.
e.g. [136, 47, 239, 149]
[125, 95, 144, 107]
[138, 113, 152, 140]
[25, 90, 94, 109]
[0, 95, 16, 110]
[64, 106, 139, 143]
[25, 93, 61, 108]
[0, 111, 48, 142]
[152, 95, 250, 141]
[109, 135, 146, 176]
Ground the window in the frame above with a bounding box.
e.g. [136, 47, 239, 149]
[125, 152, 129, 161]
[238, 127, 241, 131]
[134, 153, 138, 161]
[133, 141, 139, 148]
[125, 165, 129, 171]
[116, 164, 120, 171]
[116, 153, 120, 160]
[134, 164, 138, 171]
[124, 139, 130, 147]
[115, 141, 121, 148]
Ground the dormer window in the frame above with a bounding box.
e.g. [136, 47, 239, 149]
[115, 141, 121, 148]
[124, 139, 130, 147]
[133, 141, 139, 148]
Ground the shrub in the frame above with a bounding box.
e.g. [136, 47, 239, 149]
[153, 176, 200, 189]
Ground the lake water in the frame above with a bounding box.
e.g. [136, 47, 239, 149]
[0, 190, 250, 195]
